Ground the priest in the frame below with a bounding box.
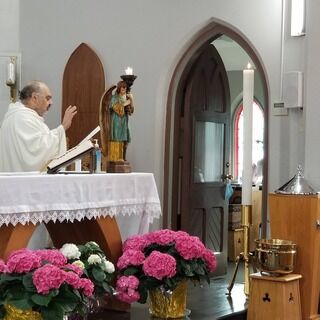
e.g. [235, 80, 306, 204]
[0, 80, 77, 172]
[0, 80, 77, 249]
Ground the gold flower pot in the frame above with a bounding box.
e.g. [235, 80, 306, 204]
[148, 280, 188, 319]
[4, 304, 42, 320]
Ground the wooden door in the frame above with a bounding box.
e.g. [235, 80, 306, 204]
[174, 44, 231, 276]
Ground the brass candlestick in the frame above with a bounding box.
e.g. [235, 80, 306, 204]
[242, 204, 252, 296]
[226, 204, 252, 297]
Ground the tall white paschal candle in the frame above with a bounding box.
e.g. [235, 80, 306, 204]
[242, 63, 254, 205]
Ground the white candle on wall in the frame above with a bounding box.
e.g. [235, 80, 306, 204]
[242, 63, 254, 205]
[7, 59, 16, 85]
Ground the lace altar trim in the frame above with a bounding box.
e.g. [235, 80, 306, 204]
[0, 203, 162, 227]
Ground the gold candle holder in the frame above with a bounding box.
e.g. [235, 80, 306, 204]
[226, 204, 252, 297]
[242, 204, 252, 296]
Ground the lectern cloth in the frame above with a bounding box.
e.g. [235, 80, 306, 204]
[0, 172, 161, 234]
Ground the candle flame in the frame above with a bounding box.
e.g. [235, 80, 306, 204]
[246, 62, 252, 69]
[125, 67, 133, 75]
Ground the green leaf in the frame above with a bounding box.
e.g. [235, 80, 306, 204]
[165, 277, 179, 290]
[143, 277, 161, 290]
[8, 298, 33, 310]
[6, 287, 34, 310]
[123, 266, 139, 276]
[0, 305, 5, 319]
[0, 273, 22, 284]
[102, 281, 114, 295]
[138, 287, 148, 304]
[92, 267, 106, 282]
[41, 301, 64, 320]
[31, 293, 52, 307]
[182, 263, 194, 277]
[22, 274, 37, 292]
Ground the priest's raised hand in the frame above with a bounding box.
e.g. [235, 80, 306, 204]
[62, 105, 77, 131]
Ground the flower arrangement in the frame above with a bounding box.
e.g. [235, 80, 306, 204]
[0, 248, 94, 320]
[115, 229, 217, 304]
[59, 241, 115, 297]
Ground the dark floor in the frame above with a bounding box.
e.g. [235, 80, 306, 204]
[89, 262, 248, 320]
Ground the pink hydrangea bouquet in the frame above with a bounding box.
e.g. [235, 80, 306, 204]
[115, 229, 217, 304]
[0, 248, 94, 320]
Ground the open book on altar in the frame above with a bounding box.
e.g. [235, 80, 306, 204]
[47, 126, 100, 174]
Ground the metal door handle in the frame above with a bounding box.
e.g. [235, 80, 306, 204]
[221, 174, 233, 181]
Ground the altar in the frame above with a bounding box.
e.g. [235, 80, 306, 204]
[0, 172, 162, 262]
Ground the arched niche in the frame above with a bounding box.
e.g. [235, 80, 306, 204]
[163, 18, 269, 238]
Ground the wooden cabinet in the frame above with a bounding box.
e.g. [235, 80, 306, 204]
[269, 193, 320, 320]
[228, 228, 244, 261]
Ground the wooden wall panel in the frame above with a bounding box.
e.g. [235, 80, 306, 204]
[62, 43, 105, 147]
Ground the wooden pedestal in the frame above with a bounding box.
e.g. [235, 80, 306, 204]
[269, 193, 320, 320]
[247, 273, 302, 320]
[107, 161, 131, 173]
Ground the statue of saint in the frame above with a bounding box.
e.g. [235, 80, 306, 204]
[99, 81, 134, 172]
[109, 81, 134, 162]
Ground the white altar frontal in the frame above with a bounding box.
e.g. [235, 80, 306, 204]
[0, 172, 162, 260]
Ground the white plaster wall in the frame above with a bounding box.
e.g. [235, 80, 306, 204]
[4, 0, 313, 216]
[0, 0, 19, 52]
[17, 0, 284, 194]
[304, 0, 320, 189]
[276, 0, 306, 188]
[0, 0, 19, 120]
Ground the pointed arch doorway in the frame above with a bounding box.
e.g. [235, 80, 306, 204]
[163, 20, 269, 276]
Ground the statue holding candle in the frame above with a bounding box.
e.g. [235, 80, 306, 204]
[109, 80, 134, 162]
[99, 68, 136, 173]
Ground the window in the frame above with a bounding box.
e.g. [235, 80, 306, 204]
[234, 101, 264, 183]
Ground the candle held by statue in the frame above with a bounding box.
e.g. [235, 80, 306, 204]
[125, 67, 133, 75]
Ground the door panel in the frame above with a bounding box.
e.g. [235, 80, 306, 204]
[177, 44, 231, 276]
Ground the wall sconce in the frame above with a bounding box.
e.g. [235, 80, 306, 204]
[6, 56, 17, 102]
[291, 0, 306, 36]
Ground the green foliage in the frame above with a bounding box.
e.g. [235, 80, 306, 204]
[0, 248, 92, 320]
[0, 270, 88, 320]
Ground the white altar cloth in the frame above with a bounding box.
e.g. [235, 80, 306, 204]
[0, 172, 162, 240]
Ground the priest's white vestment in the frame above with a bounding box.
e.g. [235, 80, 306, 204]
[0, 101, 67, 249]
[0, 101, 66, 172]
